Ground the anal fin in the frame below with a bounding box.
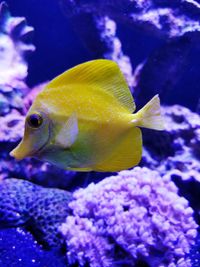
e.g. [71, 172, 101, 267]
[94, 127, 142, 172]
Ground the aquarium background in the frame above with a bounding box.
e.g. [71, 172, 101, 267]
[0, 0, 200, 267]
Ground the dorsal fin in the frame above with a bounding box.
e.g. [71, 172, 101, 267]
[45, 59, 135, 113]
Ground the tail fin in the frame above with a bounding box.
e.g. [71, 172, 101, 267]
[134, 95, 165, 130]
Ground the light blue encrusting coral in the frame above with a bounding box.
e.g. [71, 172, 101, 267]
[60, 167, 198, 267]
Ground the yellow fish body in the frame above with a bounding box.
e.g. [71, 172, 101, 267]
[10, 60, 164, 172]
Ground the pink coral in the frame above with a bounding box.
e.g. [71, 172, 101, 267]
[60, 167, 197, 267]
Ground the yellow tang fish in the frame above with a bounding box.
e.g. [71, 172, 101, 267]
[10, 60, 164, 172]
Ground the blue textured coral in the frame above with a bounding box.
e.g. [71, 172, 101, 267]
[0, 178, 72, 247]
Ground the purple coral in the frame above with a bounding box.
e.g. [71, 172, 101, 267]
[60, 167, 197, 267]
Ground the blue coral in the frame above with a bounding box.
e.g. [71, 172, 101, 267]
[0, 178, 72, 247]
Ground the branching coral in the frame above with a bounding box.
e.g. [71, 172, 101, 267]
[60, 167, 197, 267]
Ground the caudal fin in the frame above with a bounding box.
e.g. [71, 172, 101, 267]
[134, 95, 165, 130]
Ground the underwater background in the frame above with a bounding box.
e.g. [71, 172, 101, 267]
[0, 0, 200, 266]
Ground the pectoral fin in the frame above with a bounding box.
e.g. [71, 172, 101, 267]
[56, 113, 79, 148]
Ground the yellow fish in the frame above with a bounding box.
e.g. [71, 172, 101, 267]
[10, 60, 164, 172]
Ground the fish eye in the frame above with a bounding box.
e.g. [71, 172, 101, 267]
[27, 113, 43, 129]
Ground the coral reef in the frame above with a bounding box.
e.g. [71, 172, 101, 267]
[0, 170, 198, 266]
[61, 0, 200, 38]
[60, 167, 197, 267]
[0, 178, 72, 247]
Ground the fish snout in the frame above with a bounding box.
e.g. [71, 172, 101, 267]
[10, 140, 33, 160]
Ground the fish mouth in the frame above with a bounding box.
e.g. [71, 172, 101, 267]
[10, 124, 51, 160]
